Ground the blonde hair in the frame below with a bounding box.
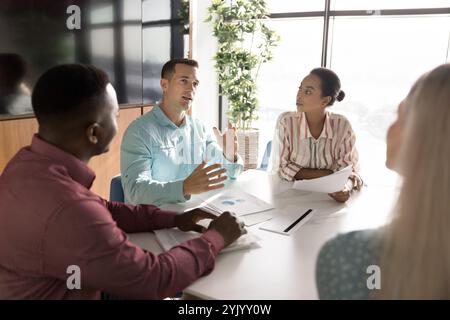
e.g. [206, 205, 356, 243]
[378, 64, 450, 299]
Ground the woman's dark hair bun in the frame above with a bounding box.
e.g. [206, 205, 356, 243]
[336, 90, 345, 102]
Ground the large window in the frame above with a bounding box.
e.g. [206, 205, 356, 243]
[254, 17, 324, 163]
[88, 0, 142, 104]
[143, 26, 171, 103]
[142, 0, 187, 104]
[328, 14, 449, 186]
[250, 1, 450, 187]
[331, 0, 450, 10]
[266, 0, 325, 13]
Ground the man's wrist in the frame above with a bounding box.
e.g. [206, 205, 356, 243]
[174, 214, 181, 228]
[182, 182, 190, 198]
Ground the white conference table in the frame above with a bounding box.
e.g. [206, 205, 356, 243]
[128, 169, 397, 300]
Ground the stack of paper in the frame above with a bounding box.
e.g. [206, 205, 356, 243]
[154, 228, 260, 253]
[292, 165, 352, 193]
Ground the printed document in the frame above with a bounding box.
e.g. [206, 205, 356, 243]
[154, 228, 260, 253]
[200, 189, 274, 216]
[292, 165, 352, 193]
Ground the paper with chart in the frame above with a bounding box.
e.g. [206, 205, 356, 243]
[154, 228, 260, 253]
[292, 165, 352, 193]
[200, 189, 274, 217]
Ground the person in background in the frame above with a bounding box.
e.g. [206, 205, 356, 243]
[0, 64, 246, 299]
[271, 68, 362, 203]
[121, 58, 243, 207]
[0, 53, 33, 115]
[315, 63, 450, 299]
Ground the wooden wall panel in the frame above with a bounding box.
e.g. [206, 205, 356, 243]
[0, 117, 39, 171]
[142, 106, 152, 114]
[0, 107, 143, 200]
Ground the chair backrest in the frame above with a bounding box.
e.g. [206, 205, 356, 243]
[259, 140, 272, 171]
[110, 175, 124, 202]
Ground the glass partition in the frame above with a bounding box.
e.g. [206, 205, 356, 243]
[0, 0, 188, 118]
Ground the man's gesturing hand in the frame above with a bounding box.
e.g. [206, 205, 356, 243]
[183, 162, 227, 196]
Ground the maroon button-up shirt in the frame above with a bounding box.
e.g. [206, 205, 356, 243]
[0, 135, 224, 299]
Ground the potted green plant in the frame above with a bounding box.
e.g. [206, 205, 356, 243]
[177, 0, 190, 35]
[206, 0, 279, 169]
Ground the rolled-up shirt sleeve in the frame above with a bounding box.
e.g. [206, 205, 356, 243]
[276, 116, 302, 181]
[43, 200, 224, 299]
[335, 121, 360, 175]
[102, 199, 177, 233]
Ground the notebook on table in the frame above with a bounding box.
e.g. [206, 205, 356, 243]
[259, 207, 316, 236]
[154, 228, 261, 253]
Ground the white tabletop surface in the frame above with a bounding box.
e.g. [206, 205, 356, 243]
[128, 169, 398, 300]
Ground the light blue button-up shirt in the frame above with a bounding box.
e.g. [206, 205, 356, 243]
[120, 105, 244, 206]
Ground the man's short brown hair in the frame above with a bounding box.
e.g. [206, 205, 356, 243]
[161, 58, 199, 80]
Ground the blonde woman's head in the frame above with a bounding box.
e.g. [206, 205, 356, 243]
[380, 63, 450, 299]
[401, 64, 450, 179]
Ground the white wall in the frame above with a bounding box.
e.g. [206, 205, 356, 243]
[190, 0, 219, 129]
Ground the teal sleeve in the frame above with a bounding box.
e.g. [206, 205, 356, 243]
[120, 125, 188, 207]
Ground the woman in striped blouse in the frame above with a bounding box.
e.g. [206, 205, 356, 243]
[271, 68, 362, 202]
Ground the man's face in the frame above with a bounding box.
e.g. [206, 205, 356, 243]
[93, 84, 119, 155]
[161, 64, 199, 112]
[296, 74, 330, 113]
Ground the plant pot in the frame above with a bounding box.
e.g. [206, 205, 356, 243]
[237, 129, 259, 170]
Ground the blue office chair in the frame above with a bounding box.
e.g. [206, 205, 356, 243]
[258, 140, 272, 171]
[110, 175, 124, 202]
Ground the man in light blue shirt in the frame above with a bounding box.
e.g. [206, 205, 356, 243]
[121, 59, 243, 206]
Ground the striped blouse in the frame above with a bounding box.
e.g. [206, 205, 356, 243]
[275, 111, 360, 181]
